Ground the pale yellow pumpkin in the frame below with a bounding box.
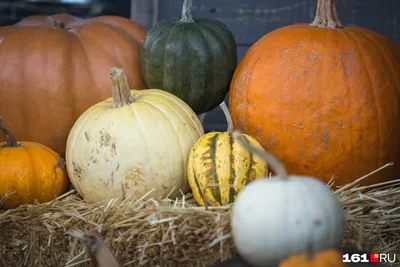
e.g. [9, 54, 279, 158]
[187, 103, 268, 206]
[65, 68, 204, 203]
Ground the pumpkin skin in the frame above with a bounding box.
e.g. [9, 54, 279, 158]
[140, 0, 237, 114]
[0, 14, 147, 156]
[279, 249, 347, 267]
[188, 132, 268, 206]
[0, 118, 68, 210]
[228, 0, 400, 185]
[66, 68, 204, 203]
[187, 103, 268, 206]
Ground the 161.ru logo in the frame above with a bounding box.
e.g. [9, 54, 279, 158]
[343, 253, 397, 263]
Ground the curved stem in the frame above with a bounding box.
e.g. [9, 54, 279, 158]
[309, 0, 343, 28]
[0, 117, 19, 147]
[232, 131, 289, 179]
[219, 102, 234, 132]
[180, 0, 194, 23]
[110, 68, 135, 108]
[54, 21, 66, 29]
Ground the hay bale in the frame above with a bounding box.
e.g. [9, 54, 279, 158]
[1, 165, 400, 267]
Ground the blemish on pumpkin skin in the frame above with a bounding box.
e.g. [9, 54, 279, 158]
[125, 167, 145, 186]
[322, 130, 330, 142]
[72, 162, 85, 181]
[84, 132, 90, 141]
[338, 121, 343, 128]
[99, 131, 111, 147]
[111, 143, 116, 157]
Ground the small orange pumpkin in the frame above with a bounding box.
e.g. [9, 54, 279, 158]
[279, 249, 347, 267]
[0, 117, 68, 209]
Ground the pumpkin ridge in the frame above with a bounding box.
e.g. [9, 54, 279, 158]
[140, 90, 204, 135]
[348, 30, 382, 170]
[191, 164, 205, 205]
[208, 134, 223, 205]
[20, 27, 46, 141]
[127, 101, 152, 179]
[70, 28, 97, 101]
[138, 100, 185, 188]
[242, 135, 255, 182]
[140, 97, 197, 145]
[228, 133, 237, 203]
[351, 29, 399, 171]
[159, 23, 186, 93]
[196, 20, 236, 105]
[356, 29, 400, 97]
[23, 145, 41, 204]
[140, 20, 176, 87]
[195, 24, 225, 105]
[66, 105, 106, 159]
[189, 25, 216, 106]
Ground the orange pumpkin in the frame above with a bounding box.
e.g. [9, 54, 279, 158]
[0, 117, 68, 209]
[229, 0, 400, 185]
[0, 14, 147, 156]
[279, 249, 346, 267]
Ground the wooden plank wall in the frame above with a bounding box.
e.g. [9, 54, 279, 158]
[131, 0, 400, 132]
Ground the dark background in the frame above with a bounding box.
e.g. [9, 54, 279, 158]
[1, 0, 399, 132]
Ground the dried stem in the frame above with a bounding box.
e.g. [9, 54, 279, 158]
[67, 230, 121, 267]
[0, 117, 20, 147]
[180, 0, 194, 23]
[110, 68, 135, 108]
[309, 0, 343, 28]
[219, 102, 234, 132]
[232, 131, 289, 179]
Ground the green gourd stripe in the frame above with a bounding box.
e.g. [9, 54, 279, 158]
[242, 135, 254, 183]
[192, 166, 206, 205]
[228, 133, 237, 203]
[208, 134, 222, 205]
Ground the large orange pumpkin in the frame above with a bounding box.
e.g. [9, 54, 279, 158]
[0, 14, 147, 156]
[229, 0, 400, 185]
[0, 117, 68, 210]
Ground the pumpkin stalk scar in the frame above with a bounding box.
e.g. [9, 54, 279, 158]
[0, 117, 20, 147]
[180, 0, 194, 23]
[53, 157, 66, 179]
[309, 0, 343, 28]
[54, 21, 67, 30]
[109, 68, 136, 108]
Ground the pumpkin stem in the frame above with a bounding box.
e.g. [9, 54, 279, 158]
[232, 131, 289, 179]
[180, 0, 194, 23]
[305, 242, 315, 262]
[309, 0, 343, 28]
[110, 68, 135, 108]
[0, 117, 20, 148]
[219, 102, 234, 132]
[54, 21, 66, 29]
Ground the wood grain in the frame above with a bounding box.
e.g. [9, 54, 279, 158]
[157, 0, 400, 46]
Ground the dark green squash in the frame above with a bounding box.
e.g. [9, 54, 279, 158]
[140, 0, 237, 114]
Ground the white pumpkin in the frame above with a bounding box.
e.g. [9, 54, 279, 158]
[66, 68, 204, 203]
[230, 132, 345, 267]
